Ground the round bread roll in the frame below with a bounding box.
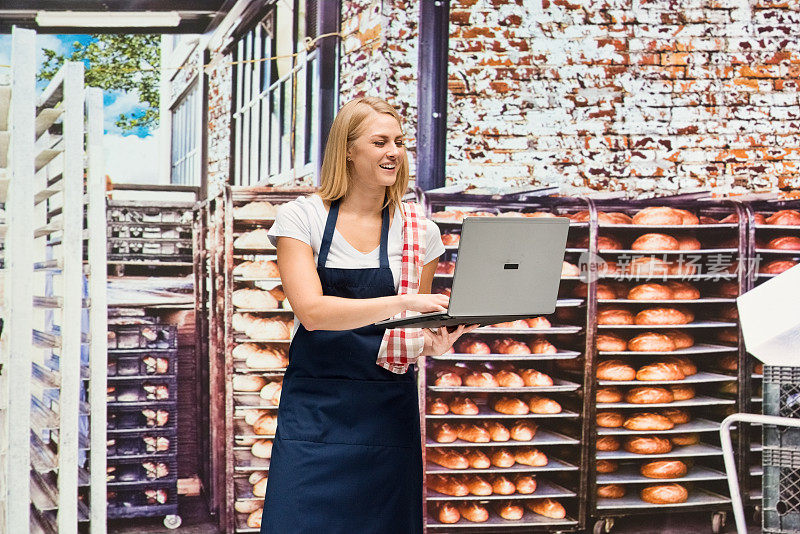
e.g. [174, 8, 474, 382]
[437, 502, 461, 524]
[427, 397, 449, 415]
[661, 408, 691, 424]
[484, 421, 511, 442]
[628, 283, 673, 300]
[235, 500, 261, 514]
[493, 397, 530, 415]
[247, 509, 263, 528]
[251, 439, 273, 459]
[464, 372, 499, 388]
[242, 346, 289, 369]
[670, 433, 700, 446]
[521, 369, 554, 387]
[527, 499, 566, 519]
[597, 386, 624, 403]
[491, 319, 530, 329]
[676, 235, 702, 250]
[510, 421, 538, 441]
[597, 410, 625, 428]
[635, 307, 691, 325]
[596, 459, 619, 473]
[496, 370, 525, 388]
[253, 414, 277, 435]
[761, 259, 798, 274]
[514, 447, 548, 467]
[496, 501, 524, 520]
[673, 209, 699, 225]
[529, 337, 558, 354]
[490, 474, 517, 496]
[669, 385, 696, 401]
[492, 338, 532, 355]
[598, 307, 635, 325]
[466, 449, 491, 469]
[628, 333, 676, 352]
[766, 236, 800, 250]
[625, 387, 675, 404]
[573, 282, 618, 299]
[245, 318, 291, 340]
[624, 436, 673, 454]
[636, 362, 686, 381]
[665, 281, 700, 300]
[632, 207, 684, 225]
[597, 360, 636, 381]
[514, 475, 537, 494]
[641, 483, 688, 504]
[491, 448, 517, 468]
[628, 256, 671, 276]
[718, 354, 738, 371]
[641, 460, 688, 479]
[528, 395, 563, 414]
[455, 338, 491, 354]
[233, 375, 267, 392]
[441, 233, 460, 246]
[596, 436, 621, 451]
[663, 330, 695, 350]
[252, 476, 268, 498]
[432, 423, 458, 443]
[596, 334, 628, 352]
[623, 412, 675, 431]
[249, 471, 267, 486]
[716, 328, 739, 345]
[232, 288, 279, 310]
[435, 372, 462, 387]
[562, 261, 581, 276]
[606, 211, 634, 224]
[574, 234, 623, 250]
[450, 397, 480, 415]
[526, 316, 552, 329]
[767, 209, 800, 226]
[632, 233, 680, 251]
[597, 484, 626, 499]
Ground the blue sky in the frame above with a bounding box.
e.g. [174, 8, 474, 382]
[0, 33, 160, 183]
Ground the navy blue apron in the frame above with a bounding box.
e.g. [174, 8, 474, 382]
[261, 200, 423, 534]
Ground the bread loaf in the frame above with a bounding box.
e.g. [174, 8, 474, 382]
[598, 307, 635, 325]
[253, 414, 277, 435]
[253, 476, 268, 498]
[636, 362, 685, 381]
[669, 385, 696, 401]
[233, 375, 267, 392]
[436, 502, 460, 524]
[562, 261, 581, 276]
[514, 447, 548, 467]
[432, 423, 458, 443]
[496, 501, 524, 520]
[527, 499, 566, 519]
[455, 338, 491, 354]
[450, 396, 480, 415]
[465, 475, 492, 496]
[676, 235, 702, 250]
[427, 397, 449, 415]
[464, 372, 499, 388]
[232, 289, 279, 309]
[623, 412, 675, 431]
[245, 318, 291, 340]
[624, 436, 673, 454]
[236, 344, 289, 369]
[596, 411, 625, 428]
[466, 449, 491, 469]
[485, 421, 511, 442]
[761, 259, 798, 274]
[596, 436, 621, 451]
[632, 207, 684, 225]
[628, 333, 676, 352]
[628, 256, 671, 276]
[665, 281, 700, 300]
[496, 370, 525, 388]
[529, 337, 558, 354]
[767, 209, 800, 225]
[640, 460, 688, 479]
[521, 369, 554, 387]
[247, 509, 263, 528]
[635, 307, 691, 325]
[640, 483, 688, 504]
[660, 408, 691, 424]
[628, 283, 673, 300]
[632, 233, 680, 251]
[661, 356, 697, 376]
[597, 387, 624, 403]
[458, 502, 489, 522]
[233, 260, 280, 278]
[663, 330, 695, 350]
[528, 395, 563, 414]
[625, 387, 675, 404]
[491, 448, 516, 467]
[514, 475, 537, 494]
[597, 484, 626, 499]
[428, 448, 469, 470]
[597, 360, 636, 381]
[434, 372, 462, 387]
[235, 500, 261, 514]
[672, 209, 699, 225]
[766, 236, 800, 250]
[235, 201, 278, 219]
[596, 334, 628, 352]
[428, 475, 469, 497]
[526, 316, 552, 328]
[573, 282, 618, 299]
[596, 459, 619, 473]
[234, 229, 272, 249]
[490, 475, 517, 495]
[493, 396, 530, 415]
[510, 421, 538, 441]
[456, 423, 491, 443]
[670, 433, 700, 446]
[492, 338, 531, 355]
[491, 319, 530, 329]
[251, 439, 273, 459]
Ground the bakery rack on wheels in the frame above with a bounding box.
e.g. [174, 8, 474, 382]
[740, 197, 800, 531]
[583, 194, 749, 534]
[201, 186, 314, 534]
[10, 47, 109, 534]
[105, 323, 181, 529]
[417, 186, 589, 533]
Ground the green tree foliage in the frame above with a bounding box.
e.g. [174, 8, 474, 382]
[38, 34, 160, 133]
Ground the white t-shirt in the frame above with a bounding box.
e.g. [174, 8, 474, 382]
[267, 195, 445, 290]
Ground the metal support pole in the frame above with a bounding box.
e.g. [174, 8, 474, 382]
[417, 0, 450, 191]
[315, 0, 340, 183]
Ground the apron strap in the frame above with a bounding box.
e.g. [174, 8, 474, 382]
[318, 199, 339, 268]
[378, 205, 390, 269]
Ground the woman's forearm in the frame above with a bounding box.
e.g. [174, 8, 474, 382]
[299, 294, 409, 331]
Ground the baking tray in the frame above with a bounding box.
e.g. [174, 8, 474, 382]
[598, 343, 738, 356]
[430, 350, 581, 362]
[426, 510, 578, 529]
[232, 362, 287, 374]
[232, 276, 281, 283]
[597, 321, 737, 329]
[233, 449, 271, 472]
[599, 248, 738, 255]
[754, 224, 800, 231]
[599, 274, 738, 280]
[597, 418, 720, 436]
[235, 337, 291, 344]
[597, 442, 722, 461]
[600, 223, 738, 230]
[597, 464, 726, 485]
[234, 420, 275, 440]
[750, 465, 763, 477]
[429, 378, 580, 394]
[234, 514, 261, 533]
[232, 307, 292, 314]
[473, 326, 582, 335]
[234, 476, 269, 500]
[754, 248, 800, 255]
[426, 478, 576, 501]
[233, 393, 279, 409]
[426, 405, 579, 420]
[425, 457, 578, 475]
[426, 429, 580, 448]
[233, 216, 276, 224]
[596, 488, 730, 510]
[751, 441, 763, 452]
[597, 371, 736, 386]
[598, 298, 736, 304]
[597, 394, 735, 409]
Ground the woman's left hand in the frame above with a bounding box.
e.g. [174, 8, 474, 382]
[421, 324, 479, 357]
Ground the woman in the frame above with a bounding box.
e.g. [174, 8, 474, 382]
[260, 97, 474, 533]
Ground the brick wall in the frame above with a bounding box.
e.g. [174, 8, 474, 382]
[206, 50, 232, 198]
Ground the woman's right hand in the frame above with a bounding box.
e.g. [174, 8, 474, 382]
[402, 293, 449, 314]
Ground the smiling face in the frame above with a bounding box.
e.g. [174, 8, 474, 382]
[346, 111, 405, 192]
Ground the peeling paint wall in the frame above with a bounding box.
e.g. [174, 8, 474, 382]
[206, 49, 232, 198]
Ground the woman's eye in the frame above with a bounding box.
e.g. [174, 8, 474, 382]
[396, 141, 404, 147]
[374, 141, 385, 147]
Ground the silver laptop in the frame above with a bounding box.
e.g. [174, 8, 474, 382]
[376, 216, 570, 329]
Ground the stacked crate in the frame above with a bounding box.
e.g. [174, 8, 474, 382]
[106, 323, 181, 529]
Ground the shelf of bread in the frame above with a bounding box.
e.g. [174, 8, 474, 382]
[597, 321, 736, 330]
[426, 428, 580, 448]
[233, 395, 279, 410]
[429, 378, 580, 394]
[596, 487, 730, 510]
[431, 349, 581, 362]
[600, 274, 738, 281]
[598, 298, 735, 304]
[426, 456, 578, 475]
[426, 404, 579, 420]
[233, 450, 271, 472]
[599, 223, 738, 230]
[234, 474, 269, 501]
[599, 248, 738, 255]
[472, 325, 582, 335]
[598, 343, 737, 356]
[426, 478, 576, 501]
[597, 463, 726, 484]
[596, 442, 722, 460]
[597, 394, 734, 409]
[596, 371, 735, 386]
[597, 418, 720, 436]
[427, 506, 577, 529]
[750, 465, 763, 477]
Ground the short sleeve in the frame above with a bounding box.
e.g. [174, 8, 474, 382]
[267, 198, 312, 247]
[423, 218, 445, 264]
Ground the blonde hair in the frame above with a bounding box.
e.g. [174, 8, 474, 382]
[318, 97, 409, 209]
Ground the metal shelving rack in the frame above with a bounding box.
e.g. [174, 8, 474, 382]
[742, 197, 800, 527]
[418, 187, 588, 533]
[583, 195, 747, 534]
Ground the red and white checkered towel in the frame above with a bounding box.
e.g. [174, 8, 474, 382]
[377, 201, 427, 374]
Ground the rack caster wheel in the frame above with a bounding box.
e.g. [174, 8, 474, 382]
[593, 518, 614, 534]
[164, 514, 182, 529]
[751, 505, 762, 525]
[711, 511, 726, 534]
